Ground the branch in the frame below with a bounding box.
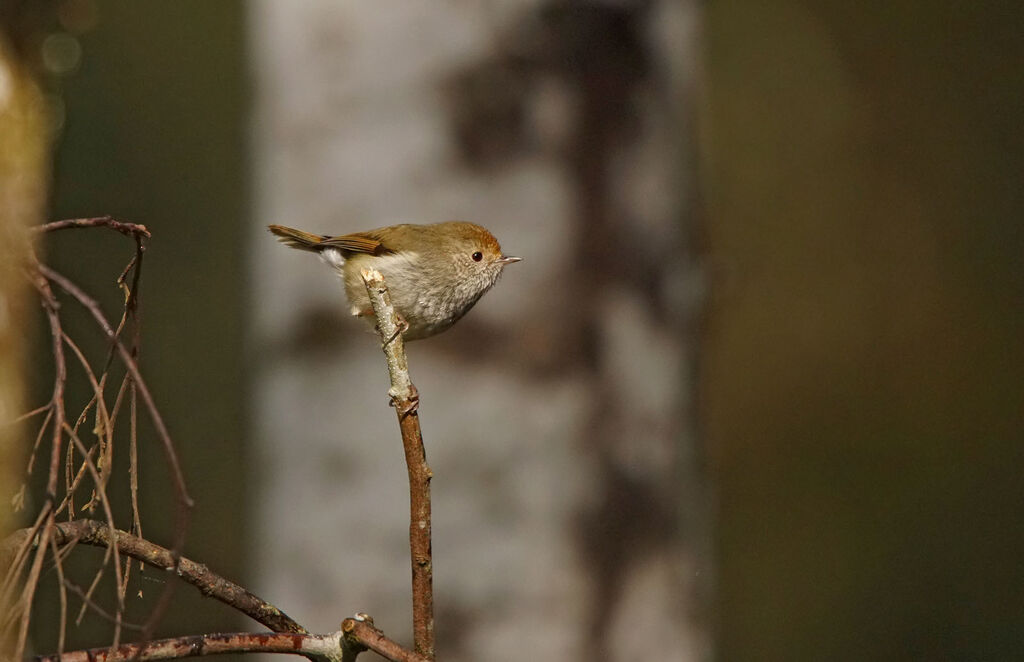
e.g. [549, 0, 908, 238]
[32, 618, 426, 662]
[34, 631, 345, 662]
[38, 262, 194, 641]
[358, 270, 414, 403]
[2, 520, 306, 634]
[359, 269, 434, 661]
[33, 623, 428, 662]
[36, 216, 151, 239]
[342, 617, 430, 662]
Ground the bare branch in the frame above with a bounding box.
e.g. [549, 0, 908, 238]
[2, 520, 307, 635]
[36, 264, 193, 539]
[32, 620, 428, 662]
[359, 269, 435, 661]
[34, 631, 345, 662]
[36, 216, 151, 239]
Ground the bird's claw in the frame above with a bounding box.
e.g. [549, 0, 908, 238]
[389, 383, 420, 417]
[381, 316, 409, 348]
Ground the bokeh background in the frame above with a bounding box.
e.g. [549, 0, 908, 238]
[6, 0, 1023, 660]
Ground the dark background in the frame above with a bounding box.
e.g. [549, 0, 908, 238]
[39, 0, 249, 646]
[705, 2, 1024, 659]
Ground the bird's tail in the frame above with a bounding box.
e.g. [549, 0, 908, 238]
[267, 224, 327, 251]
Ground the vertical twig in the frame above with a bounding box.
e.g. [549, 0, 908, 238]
[359, 269, 434, 661]
[48, 535, 68, 656]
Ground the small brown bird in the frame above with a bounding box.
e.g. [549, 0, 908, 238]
[269, 222, 521, 340]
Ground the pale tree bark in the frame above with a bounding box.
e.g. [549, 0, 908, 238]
[0, 30, 49, 659]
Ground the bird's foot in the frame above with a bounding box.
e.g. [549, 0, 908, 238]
[389, 383, 420, 417]
[381, 315, 409, 348]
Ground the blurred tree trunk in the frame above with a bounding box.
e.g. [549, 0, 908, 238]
[0, 32, 48, 657]
[251, 2, 706, 659]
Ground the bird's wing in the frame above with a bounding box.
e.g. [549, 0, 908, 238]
[320, 232, 390, 255]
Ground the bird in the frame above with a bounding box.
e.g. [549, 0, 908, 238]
[269, 222, 521, 340]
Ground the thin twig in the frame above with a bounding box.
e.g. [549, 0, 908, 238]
[36, 216, 151, 239]
[0, 504, 50, 607]
[53, 444, 97, 520]
[60, 330, 116, 508]
[61, 579, 145, 632]
[38, 265, 191, 508]
[8, 403, 51, 425]
[125, 231, 146, 570]
[359, 269, 435, 661]
[2, 520, 307, 634]
[25, 405, 53, 476]
[48, 536, 68, 655]
[62, 422, 126, 645]
[36, 266, 194, 631]
[128, 376, 143, 581]
[15, 511, 54, 658]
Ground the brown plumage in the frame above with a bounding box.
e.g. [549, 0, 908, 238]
[268, 224, 387, 255]
[269, 222, 521, 340]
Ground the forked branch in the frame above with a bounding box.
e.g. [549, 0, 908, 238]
[32, 623, 430, 662]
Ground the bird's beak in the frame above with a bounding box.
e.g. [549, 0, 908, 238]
[498, 256, 522, 265]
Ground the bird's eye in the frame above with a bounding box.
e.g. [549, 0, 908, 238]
[472, 251, 483, 262]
